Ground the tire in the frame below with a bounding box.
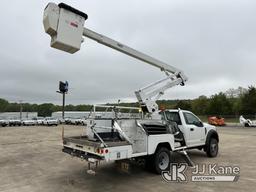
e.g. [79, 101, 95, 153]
[206, 138, 218, 157]
[245, 123, 249, 127]
[152, 147, 170, 174]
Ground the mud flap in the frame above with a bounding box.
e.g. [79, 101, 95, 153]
[115, 160, 130, 173]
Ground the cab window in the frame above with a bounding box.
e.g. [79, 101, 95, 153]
[183, 112, 202, 127]
[161, 111, 182, 125]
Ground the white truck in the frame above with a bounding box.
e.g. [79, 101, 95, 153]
[0, 119, 9, 127]
[43, 2, 219, 174]
[43, 117, 58, 126]
[22, 119, 36, 126]
[239, 115, 256, 127]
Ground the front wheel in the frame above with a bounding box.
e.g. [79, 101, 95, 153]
[206, 138, 218, 157]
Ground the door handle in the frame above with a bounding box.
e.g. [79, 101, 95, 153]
[190, 128, 194, 131]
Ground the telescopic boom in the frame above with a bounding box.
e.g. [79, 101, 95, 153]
[43, 2, 188, 114]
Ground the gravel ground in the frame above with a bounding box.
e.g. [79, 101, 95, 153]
[0, 125, 255, 192]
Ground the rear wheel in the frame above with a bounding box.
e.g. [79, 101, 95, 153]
[206, 138, 218, 157]
[151, 147, 170, 174]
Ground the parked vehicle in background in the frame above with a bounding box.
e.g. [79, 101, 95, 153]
[64, 117, 71, 124]
[81, 118, 87, 125]
[58, 118, 65, 124]
[0, 119, 9, 127]
[239, 115, 256, 127]
[9, 119, 22, 126]
[43, 117, 58, 126]
[32, 117, 45, 125]
[22, 119, 36, 126]
[70, 118, 84, 125]
[208, 116, 225, 126]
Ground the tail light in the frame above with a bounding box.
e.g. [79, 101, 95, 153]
[96, 148, 109, 154]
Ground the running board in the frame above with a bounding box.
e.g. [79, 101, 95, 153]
[174, 146, 187, 151]
[178, 150, 195, 167]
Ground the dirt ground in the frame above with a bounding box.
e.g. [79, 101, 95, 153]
[0, 125, 255, 192]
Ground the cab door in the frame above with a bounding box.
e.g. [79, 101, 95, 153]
[182, 112, 206, 147]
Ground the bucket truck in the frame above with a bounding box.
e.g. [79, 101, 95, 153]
[43, 2, 219, 174]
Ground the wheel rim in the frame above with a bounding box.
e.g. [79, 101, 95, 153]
[158, 152, 169, 170]
[210, 140, 218, 154]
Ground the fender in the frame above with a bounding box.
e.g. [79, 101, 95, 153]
[205, 129, 219, 146]
[149, 141, 173, 155]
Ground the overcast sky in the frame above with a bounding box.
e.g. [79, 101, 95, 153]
[0, 0, 256, 105]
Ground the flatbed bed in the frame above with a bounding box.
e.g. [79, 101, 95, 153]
[63, 136, 130, 148]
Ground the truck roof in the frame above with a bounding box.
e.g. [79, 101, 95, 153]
[166, 109, 192, 113]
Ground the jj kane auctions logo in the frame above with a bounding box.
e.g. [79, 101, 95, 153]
[162, 163, 240, 182]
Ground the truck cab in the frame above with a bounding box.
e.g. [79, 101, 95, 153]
[161, 109, 218, 150]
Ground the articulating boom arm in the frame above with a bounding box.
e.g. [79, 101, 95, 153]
[43, 2, 188, 114]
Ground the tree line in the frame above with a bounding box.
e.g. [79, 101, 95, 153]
[0, 86, 255, 117]
[157, 86, 256, 116]
[0, 101, 93, 117]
